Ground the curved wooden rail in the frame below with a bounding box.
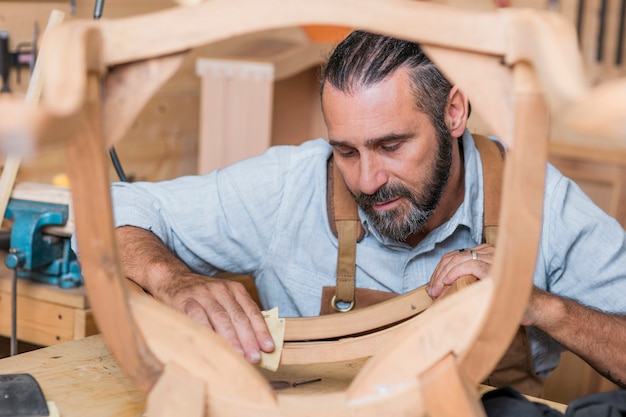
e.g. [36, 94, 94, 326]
[284, 285, 432, 341]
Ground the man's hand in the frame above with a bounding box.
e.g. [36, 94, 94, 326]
[429, 243, 626, 388]
[116, 226, 275, 364]
[158, 273, 275, 363]
[427, 243, 494, 297]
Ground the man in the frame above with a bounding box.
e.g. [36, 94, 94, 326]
[112, 31, 626, 392]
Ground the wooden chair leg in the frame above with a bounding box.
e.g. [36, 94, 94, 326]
[146, 363, 205, 417]
[421, 353, 487, 417]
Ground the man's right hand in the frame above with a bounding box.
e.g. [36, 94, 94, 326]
[159, 272, 275, 363]
[116, 226, 275, 364]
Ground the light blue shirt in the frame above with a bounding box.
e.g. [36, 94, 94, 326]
[111, 131, 626, 378]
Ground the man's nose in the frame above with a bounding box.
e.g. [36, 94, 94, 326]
[358, 156, 387, 195]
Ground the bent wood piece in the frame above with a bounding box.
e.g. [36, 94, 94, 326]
[461, 64, 549, 381]
[97, 2, 528, 396]
[97, 0, 588, 116]
[284, 285, 433, 341]
[34, 1, 592, 151]
[283, 275, 475, 343]
[282, 280, 492, 369]
[64, 71, 163, 392]
[33, 1, 591, 150]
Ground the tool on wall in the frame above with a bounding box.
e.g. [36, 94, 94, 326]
[0, 25, 40, 94]
[0, 31, 11, 93]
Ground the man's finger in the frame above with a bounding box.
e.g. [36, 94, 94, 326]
[238, 295, 275, 352]
[182, 298, 212, 328]
[206, 303, 249, 357]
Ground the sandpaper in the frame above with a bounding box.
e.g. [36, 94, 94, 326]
[258, 307, 285, 372]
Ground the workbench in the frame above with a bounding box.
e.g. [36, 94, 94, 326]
[0, 334, 567, 416]
[0, 335, 145, 417]
[0, 261, 97, 347]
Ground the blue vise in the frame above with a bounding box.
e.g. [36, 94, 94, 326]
[3, 198, 82, 288]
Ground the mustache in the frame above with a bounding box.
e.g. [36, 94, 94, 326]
[354, 183, 413, 207]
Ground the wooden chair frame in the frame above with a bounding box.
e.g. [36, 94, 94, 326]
[1, 1, 625, 416]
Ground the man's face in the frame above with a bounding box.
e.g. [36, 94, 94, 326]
[322, 69, 452, 242]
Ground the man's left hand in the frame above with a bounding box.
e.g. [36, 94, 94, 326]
[428, 243, 494, 297]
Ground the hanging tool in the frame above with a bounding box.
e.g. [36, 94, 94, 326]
[0, 31, 10, 93]
[0, 25, 40, 93]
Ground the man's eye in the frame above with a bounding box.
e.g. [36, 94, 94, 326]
[381, 143, 401, 152]
[336, 147, 356, 158]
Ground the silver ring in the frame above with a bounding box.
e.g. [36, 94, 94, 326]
[470, 249, 478, 260]
[331, 295, 355, 312]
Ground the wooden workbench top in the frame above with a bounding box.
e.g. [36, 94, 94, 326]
[0, 335, 146, 417]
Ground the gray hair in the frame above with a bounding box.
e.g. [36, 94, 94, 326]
[320, 31, 459, 134]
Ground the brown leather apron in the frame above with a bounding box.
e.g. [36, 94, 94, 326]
[321, 135, 543, 397]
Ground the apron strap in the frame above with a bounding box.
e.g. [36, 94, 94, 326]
[327, 158, 363, 311]
[472, 134, 505, 246]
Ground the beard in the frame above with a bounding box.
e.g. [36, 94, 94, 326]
[355, 132, 453, 242]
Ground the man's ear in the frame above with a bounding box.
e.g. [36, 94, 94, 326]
[446, 86, 469, 137]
